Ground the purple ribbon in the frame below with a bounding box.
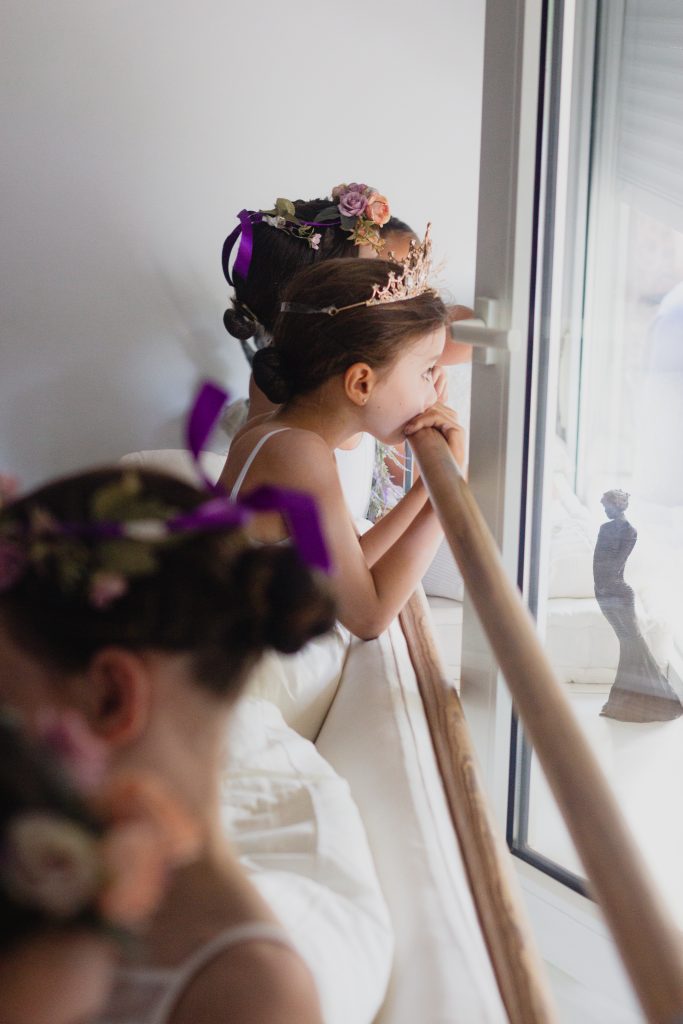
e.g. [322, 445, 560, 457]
[221, 209, 343, 286]
[239, 485, 331, 574]
[298, 217, 342, 227]
[185, 380, 229, 493]
[222, 209, 263, 286]
[184, 382, 331, 573]
[32, 383, 332, 575]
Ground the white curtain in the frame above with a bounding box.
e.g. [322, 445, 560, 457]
[618, 0, 683, 231]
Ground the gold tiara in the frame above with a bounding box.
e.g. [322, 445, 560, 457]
[281, 224, 436, 317]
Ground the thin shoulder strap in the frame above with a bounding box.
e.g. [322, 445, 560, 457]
[230, 428, 290, 499]
[150, 922, 297, 1024]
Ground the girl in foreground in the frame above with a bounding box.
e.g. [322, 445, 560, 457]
[0, 467, 334, 1024]
[220, 236, 465, 639]
[0, 708, 197, 1024]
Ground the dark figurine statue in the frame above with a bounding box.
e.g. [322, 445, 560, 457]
[594, 489, 682, 722]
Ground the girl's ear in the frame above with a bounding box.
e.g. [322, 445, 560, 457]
[344, 362, 377, 407]
[67, 648, 153, 749]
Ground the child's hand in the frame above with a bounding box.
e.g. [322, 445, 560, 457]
[403, 403, 466, 469]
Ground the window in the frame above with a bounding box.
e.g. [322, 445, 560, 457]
[510, 0, 683, 920]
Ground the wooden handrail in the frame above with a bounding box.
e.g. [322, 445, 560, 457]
[411, 427, 683, 1024]
[400, 589, 558, 1023]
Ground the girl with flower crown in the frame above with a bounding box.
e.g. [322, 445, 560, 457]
[0, 467, 335, 1023]
[221, 186, 470, 523]
[220, 250, 465, 640]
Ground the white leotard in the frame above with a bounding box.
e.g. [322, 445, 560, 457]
[96, 922, 297, 1024]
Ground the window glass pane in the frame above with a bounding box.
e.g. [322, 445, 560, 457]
[516, 1, 683, 918]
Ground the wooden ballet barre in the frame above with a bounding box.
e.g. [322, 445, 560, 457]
[400, 588, 558, 1023]
[409, 427, 683, 1024]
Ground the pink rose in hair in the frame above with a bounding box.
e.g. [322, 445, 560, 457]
[346, 182, 368, 193]
[338, 190, 368, 218]
[37, 708, 108, 792]
[365, 192, 391, 227]
[98, 821, 168, 927]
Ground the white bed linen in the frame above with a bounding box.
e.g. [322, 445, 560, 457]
[223, 697, 393, 1024]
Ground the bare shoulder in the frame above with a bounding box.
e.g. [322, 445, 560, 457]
[170, 941, 323, 1024]
[222, 422, 337, 494]
[231, 410, 272, 446]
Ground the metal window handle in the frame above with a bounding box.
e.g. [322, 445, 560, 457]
[449, 297, 520, 364]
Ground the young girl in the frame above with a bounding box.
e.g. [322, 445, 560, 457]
[222, 189, 423, 522]
[221, 187, 462, 522]
[220, 241, 465, 639]
[0, 467, 335, 1024]
[0, 708, 197, 1024]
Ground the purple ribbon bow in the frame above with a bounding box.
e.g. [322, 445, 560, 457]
[184, 382, 331, 573]
[221, 209, 263, 286]
[221, 209, 343, 286]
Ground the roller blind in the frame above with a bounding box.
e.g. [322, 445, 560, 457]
[618, 0, 683, 230]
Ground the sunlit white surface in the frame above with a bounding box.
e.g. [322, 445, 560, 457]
[528, 688, 683, 925]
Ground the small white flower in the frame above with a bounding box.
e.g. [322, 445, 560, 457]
[123, 519, 168, 541]
[2, 812, 100, 918]
[310, 233, 322, 250]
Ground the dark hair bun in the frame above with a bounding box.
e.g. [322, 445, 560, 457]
[252, 346, 292, 404]
[231, 546, 336, 655]
[223, 304, 257, 342]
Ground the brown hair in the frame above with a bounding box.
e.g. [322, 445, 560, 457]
[252, 257, 447, 404]
[0, 469, 335, 696]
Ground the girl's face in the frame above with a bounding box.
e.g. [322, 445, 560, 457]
[365, 326, 446, 445]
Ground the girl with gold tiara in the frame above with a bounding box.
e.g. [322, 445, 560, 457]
[220, 226, 466, 639]
[221, 185, 469, 523]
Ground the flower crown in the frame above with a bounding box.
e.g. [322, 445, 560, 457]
[222, 183, 391, 286]
[0, 710, 200, 937]
[0, 384, 330, 609]
[281, 223, 436, 317]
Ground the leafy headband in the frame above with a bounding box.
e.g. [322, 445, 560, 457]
[222, 183, 391, 286]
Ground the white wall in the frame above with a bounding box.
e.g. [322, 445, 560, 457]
[0, 0, 485, 487]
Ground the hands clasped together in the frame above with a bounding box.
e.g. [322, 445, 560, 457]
[404, 400, 466, 471]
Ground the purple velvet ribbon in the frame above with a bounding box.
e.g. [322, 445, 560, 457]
[32, 384, 332, 575]
[221, 209, 263, 286]
[298, 217, 342, 227]
[221, 209, 343, 286]
[184, 382, 331, 572]
[185, 380, 229, 494]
